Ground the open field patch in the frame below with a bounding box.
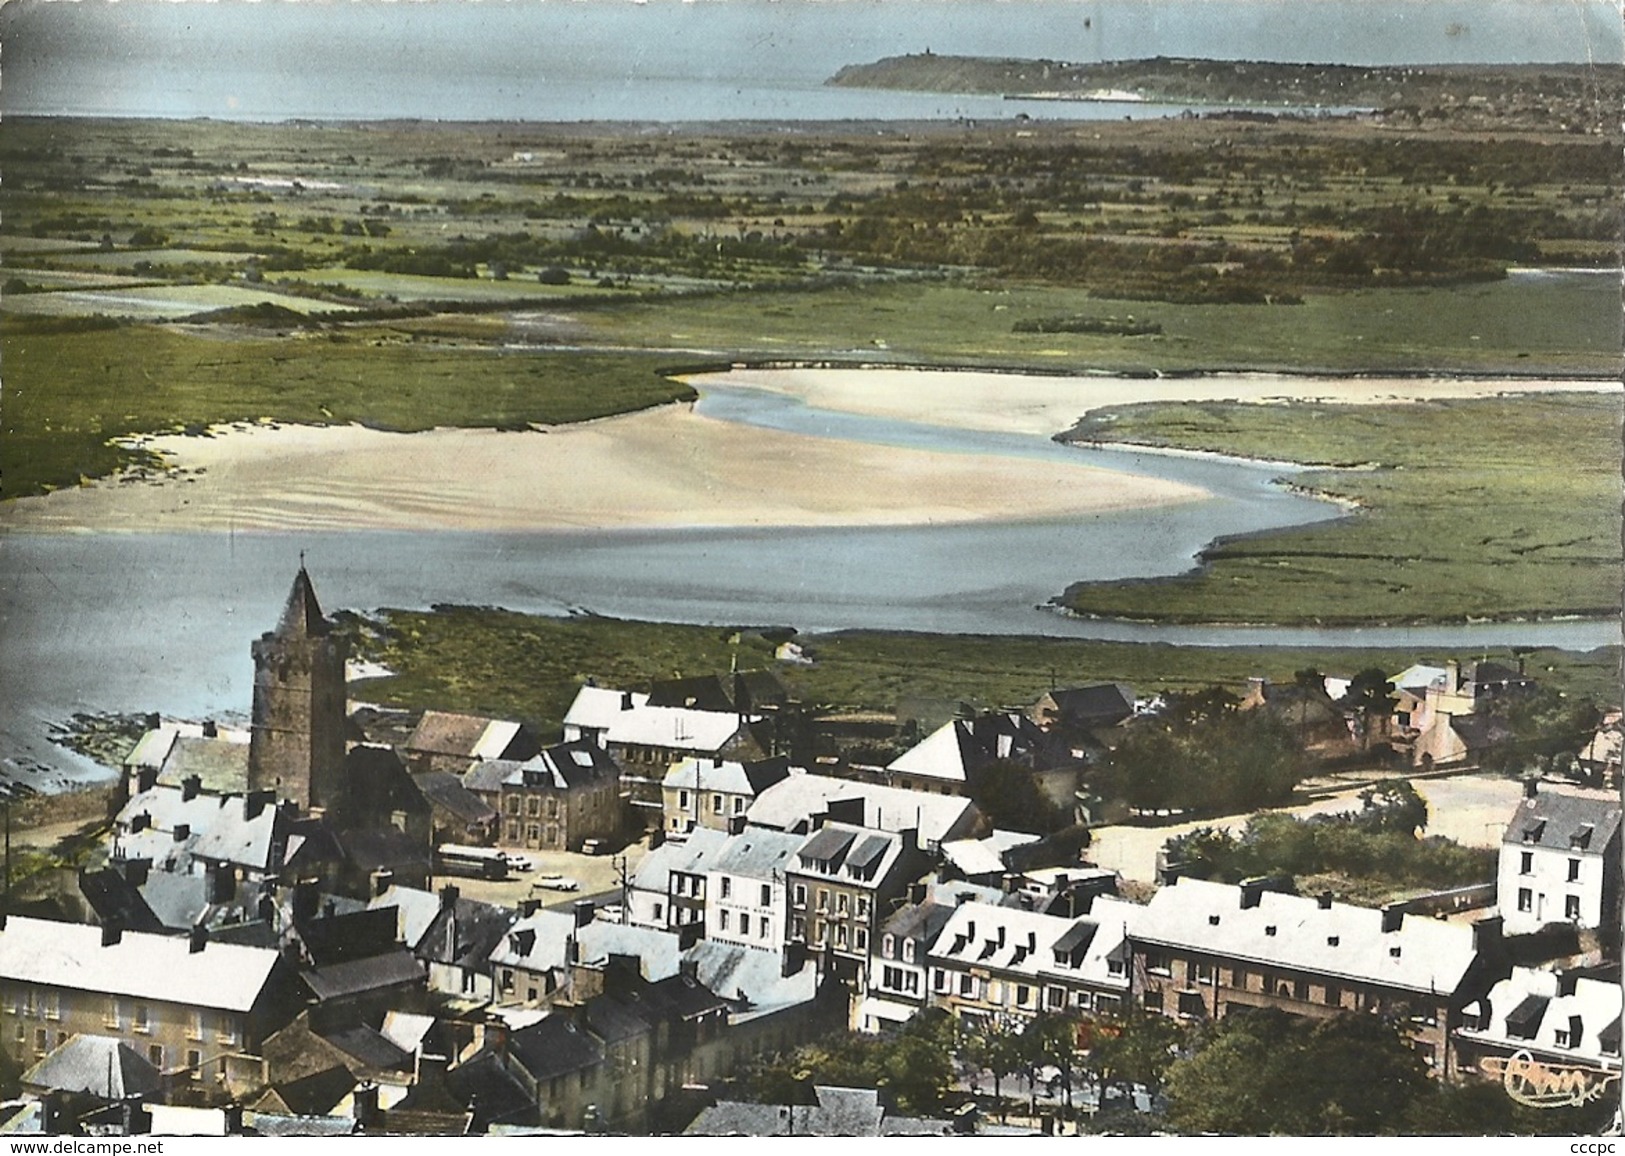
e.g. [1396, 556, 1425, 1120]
[0, 282, 358, 319]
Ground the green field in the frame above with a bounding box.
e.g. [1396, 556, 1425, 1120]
[0, 325, 695, 498]
[1059, 392, 1623, 625]
[346, 605, 1623, 738]
[1, 282, 358, 320]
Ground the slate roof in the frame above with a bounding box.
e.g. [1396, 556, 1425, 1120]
[0, 915, 281, 1011]
[157, 736, 253, 796]
[706, 827, 804, 881]
[1460, 966, 1622, 1068]
[408, 711, 527, 761]
[299, 948, 426, 1001]
[506, 741, 620, 791]
[321, 1024, 414, 1072]
[508, 1015, 605, 1083]
[686, 1086, 891, 1136]
[663, 757, 788, 797]
[412, 771, 497, 825]
[275, 567, 332, 638]
[1131, 878, 1480, 996]
[628, 826, 731, 894]
[560, 686, 758, 753]
[21, 1035, 163, 1099]
[940, 830, 1041, 879]
[248, 1114, 359, 1138]
[1501, 787, 1623, 854]
[445, 1051, 538, 1131]
[1041, 683, 1137, 728]
[336, 826, 432, 876]
[77, 867, 166, 934]
[461, 760, 508, 795]
[417, 894, 517, 971]
[685, 938, 818, 1014]
[116, 784, 281, 873]
[253, 1066, 356, 1118]
[747, 772, 980, 847]
[793, 823, 903, 889]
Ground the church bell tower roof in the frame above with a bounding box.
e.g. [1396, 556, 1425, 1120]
[277, 566, 331, 638]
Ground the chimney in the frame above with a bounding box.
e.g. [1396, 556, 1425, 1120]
[1558, 969, 1579, 997]
[122, 857, 151, 887]
[292, 878, 319, 923]
[679, 957, 699, 983]
[414, 1052, 449, 1096]
[1317, 891, 1333, 910]
[244, 790, 273, 820]
[371, 869, 395, 898]
[209, 862, 234, 903]
[352, 1082, 381, 1130]
[621, 691, 634, 711]
[1381, 904, 1404, 933]
[1446, 660, 1460, 693]
[440, 884, 460, 911]
[189, 924, 208, 953]
[181, 775, 201, 802]
[907, 881, 927, 906]
[173, 823, 191, 842]
[222, 1103, 244, 1135]
[520, 898, 541, 918]
[1472, 914, 1505, 954]
[137, 767, 158, 793]
[728, 814, 746, 836]
[202, 720, 218, 738]
[573, 899, 595, 928]
[130, 812, 151, 833]
[1524, 777, 1539, 799]
[102, 922, 123, 947]
[1239, 879, 1266, 909]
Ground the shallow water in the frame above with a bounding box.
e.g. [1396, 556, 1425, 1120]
[1, 379, 1616, 791]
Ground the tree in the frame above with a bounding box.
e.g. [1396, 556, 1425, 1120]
[964, 1018, 1024, 1121]
[965, 759, 1067, 834]
[1089, 1008, 1185, 1101]
[1340, 666, 1396, 753]
[1162, 1008, 1431, 1135]
[1354, 778, 1428, 837]
[1022, 1012, 1081, 1122]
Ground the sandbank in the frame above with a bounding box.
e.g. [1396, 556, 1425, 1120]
[0, 403, 1208, 535]
[689, 367, 1621, 438]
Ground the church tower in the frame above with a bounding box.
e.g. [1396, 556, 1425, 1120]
[248, 566, 350, 821]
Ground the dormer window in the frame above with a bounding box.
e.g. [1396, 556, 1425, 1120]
[902, 939, 916, 963]
[1522, 820, 1546, 843]
[883, 933, 896, 959]
[1570, 825, 1594, 850]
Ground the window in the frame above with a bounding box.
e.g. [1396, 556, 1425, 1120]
[835, 924, 849, 948]
[719, 910, 730, 932]
[855, 929, 868, 951]
[792, 916, 806, 939]
[1324, 984, 1342, 1008]
[836, 893, 849, 915]
[883, 965, 906, 991]
[903, 939, 916, 963]
[1568, 858, 1581, 882]
[1016, 984, 1034, 1009]
[1517, 888, 1533, 913]
[1045, 986, 1065, 1009]
[1072, 991, 1092, 1011]
[679, 790, 691, 810]
[1097, 995, 1121, 1015]
[133, 1004, 151, 1034]
[816, 888, 829, 912]
[761, 883, 772, 906]
[734, 797, 746, 815]
[34, 1028, 48, 1056]
[793, 883, 807, 907]
[148, 1044, 163, 1070]
[1107, 958, 1125, 977]
[1566, 894, 1582, 920]
[856, 896, 870, 919]
[720, 877, 732, 900]
[505, 795, 520, 815]
[104, 997, 120, 1029]
[653, 902, 665, 922]
[217, 1018, 238, 1046]
[42, 991, 59, 1021]
[185, 1049, 202, 1079]
[1520, 850, 1533, 874]
[1178, 991, 1206, 1017]
[934, 969, 950, 994]
[740, 914, 751, 937]
[1192, 962, 1213, 984]
[526, 796, 541, 817]
[712, 794, 724, 814]
[1143, 990, 1164, 1012]
[188, 1011, 204, 1041]
[1145, 951, 1171, 976]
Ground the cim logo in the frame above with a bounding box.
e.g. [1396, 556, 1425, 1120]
[1479, 1050, 1621, 1109]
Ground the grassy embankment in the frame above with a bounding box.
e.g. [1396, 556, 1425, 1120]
[346, 605, 1622, 742]
[0, 324, 694, 498]
[1057, 392, 1622, 625]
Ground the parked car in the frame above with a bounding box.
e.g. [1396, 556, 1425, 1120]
[503, 854, 534, 872]
[544, 877, 581, 892]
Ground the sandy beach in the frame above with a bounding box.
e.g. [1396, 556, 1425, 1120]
[0, 403, 1208, 534]
[690, 367, 1621, 438]
[8, 368, 1613, 536]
